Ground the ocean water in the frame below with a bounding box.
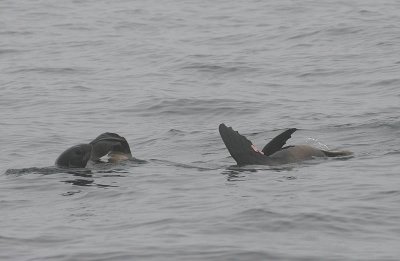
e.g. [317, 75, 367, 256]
[1, 0, 400, 260]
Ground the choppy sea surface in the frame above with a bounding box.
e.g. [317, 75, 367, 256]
[1, 0, 400, 260]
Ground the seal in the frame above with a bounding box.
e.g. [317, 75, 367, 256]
[89, 132, 132, 163]
[55, 144, 92, 168]
[219, 123, 352, 166]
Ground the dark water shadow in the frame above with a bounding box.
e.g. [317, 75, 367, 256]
[221, 164, 296, 182]
[4, 161, 141, 189]
[2, 157, 178, 191]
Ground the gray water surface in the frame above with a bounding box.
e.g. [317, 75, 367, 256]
[1, 0, 400, 260]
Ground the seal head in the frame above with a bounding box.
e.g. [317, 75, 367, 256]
[55, 144, 92, 168]
[89, 132, 132, 163]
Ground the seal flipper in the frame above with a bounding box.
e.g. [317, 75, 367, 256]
[262, 128, 297, 156]
[219, 124, 269, 165]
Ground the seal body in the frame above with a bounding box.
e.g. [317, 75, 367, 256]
[219, 123, 352, 166]
[268, 145, 326, 165]
[55, 144, 92, 168]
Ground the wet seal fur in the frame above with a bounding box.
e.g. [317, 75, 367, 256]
[219, 123, 352, 166]
[55, 144, 92, 168]
[89, 132, 133, 163]
[55, 133, 133, 169]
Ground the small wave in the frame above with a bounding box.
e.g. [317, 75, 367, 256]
[385, 150, 400, 155]
[298, 68, 343, 78]
[0, 31, 33, 36]
[167, 128, 186, 136]
[65, 40, 105, 47]
[330, 118, 400, 131]
[9, 67, 91, 75]
[290, 212, 356, 233]
[287, 29, 321, 40]
[150, 159, 214, 171]
[4, 167, 92, 176]
[0, 49, 23, 55]
[54, 23, 92, 31]
[369, 78, 400, 87]
[324, 26, 363, 36]
[71, 85, 92, 91]
[4, 167, 57, 176]
[136, 217, 180, 227]
[129, 98, 261, 117]
[181, 63, 256, 75]
[0, 234, 67, 244]
[234, 208, 282, 219]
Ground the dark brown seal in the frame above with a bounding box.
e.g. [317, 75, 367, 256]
[219, 123, 352, 166]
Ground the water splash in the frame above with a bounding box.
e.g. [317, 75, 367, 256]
[306, 137, 330, 150]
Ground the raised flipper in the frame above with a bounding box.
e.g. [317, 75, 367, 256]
[262, 128, 297, 156]
[219, 124, 269, 166]
[89, 132, 132, 161]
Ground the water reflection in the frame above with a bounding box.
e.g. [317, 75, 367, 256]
[5, 164, 130, 189]
[222, 165, 297, 182]
[63, 178, 94, 187]
[222, 170, 247, 182]
[61, 171, 121, 188]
